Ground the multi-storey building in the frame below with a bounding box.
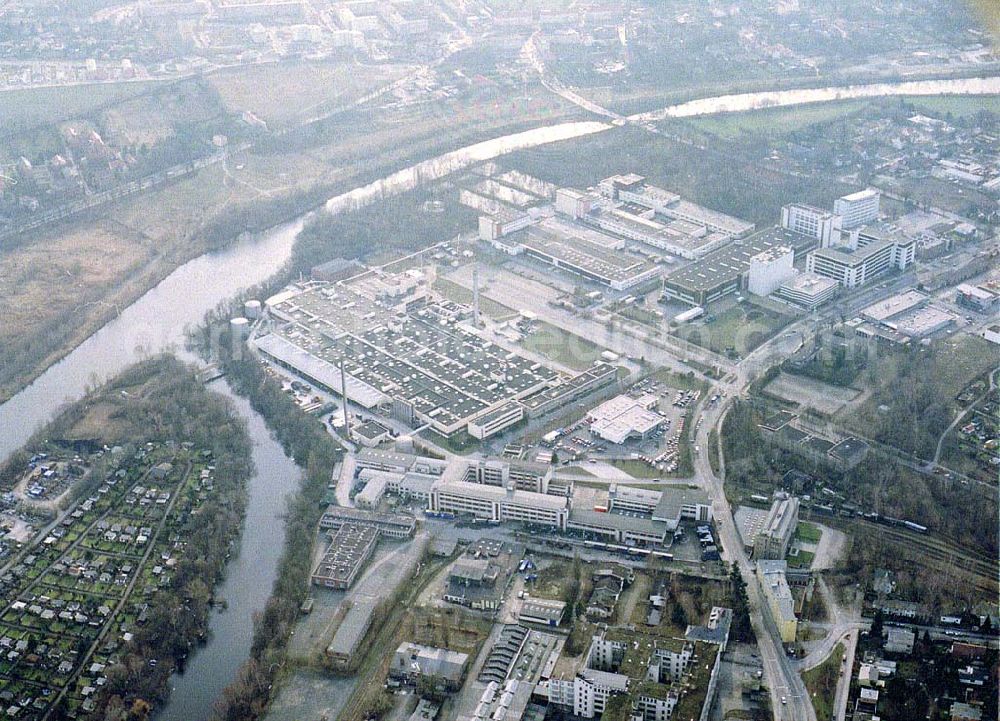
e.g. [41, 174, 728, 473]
[781, 204, 841, 247]
[833, 188, 880, 229]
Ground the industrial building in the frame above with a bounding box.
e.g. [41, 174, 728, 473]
[310, 523, 379, 589]
[753, 497, 800, 560]
[608, 484, 713, 529]
[490, 218, 663, 291]
[746, 245, 795, 297]
[586, 394, 665, 444]
[806, 225, 915, 288]
[599, 174, 755, 237]
[834, 188, 881, 230]
[781, 204, 841, 247]
[776, 272, 839, 309]
[956, 284, 999, 313]
[662, 227, 816, 306]
[519, 363, 619, 418]
[859, 290, 955, 339]
[756, 560, 798, 643]
[429, 481, 569, 530]
[391, 643, 469, 690]
[519, 599, 567, 627]
[327, 596, 379, 669]
[255, 269, 609, 440]
[319, 506, 417, 539]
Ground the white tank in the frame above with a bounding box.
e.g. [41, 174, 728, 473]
[230, 317, 250, 338]
[396, 435, 414, 453]
[244, 299, 262, 319]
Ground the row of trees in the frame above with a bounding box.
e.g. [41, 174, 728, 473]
[207, 326, 342, 721]
[2, 355, 255, 721]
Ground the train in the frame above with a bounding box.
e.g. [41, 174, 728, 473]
[860, 512, 929, 534]
[582, 539, 672, 560]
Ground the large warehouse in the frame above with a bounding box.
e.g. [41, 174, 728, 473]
[662, 227, 817, 306]
[254, 269, 614, 439]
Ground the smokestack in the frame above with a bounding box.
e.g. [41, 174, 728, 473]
[473, 265, 481, 327]
[340, 359, 351, 438]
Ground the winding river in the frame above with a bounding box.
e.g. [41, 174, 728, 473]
[0, 75, 996, 716]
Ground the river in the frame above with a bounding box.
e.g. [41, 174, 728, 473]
[0, 75, 995, 715]
[156, 381, 302, 721]
[631, 75, 1000, 121]
[0, 120, 611, 720]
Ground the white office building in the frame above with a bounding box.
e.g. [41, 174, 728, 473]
[833, 189, 880, 229]
[776, 272, 839, 309]
[781, 204, 841, 247]
[806, 230, 914, 289]
[428, 480, 569, 530]
[747, 245, 796, 296]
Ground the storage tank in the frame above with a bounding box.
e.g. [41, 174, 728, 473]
[230, 317, 250, 338]
[396, 435, 414, 453]
[244, 299, 262, 319]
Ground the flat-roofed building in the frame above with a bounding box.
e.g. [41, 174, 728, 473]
[663, 227, 815, 306]
[567, 509, 669, 546]
[651, 486, 713, 529]
[956, 284, 999, 313]
[311, 523, 379, 589]
[391, 643, 469, 689]
[468, 402, 524, 439]
[747, 245, 795, 296]
[861, 289, 928, 323]
[429, 480, 569, 530]
[753, 497, 799, 560]
[756, 561, 797, 642]
[781, 203, 841, 247]
[587, 394, 664, 444]
[519, 598, 567, 627]
[500, 220, 662, 291]
[806, 230, 915, 288]
[776, 272, 839, 309]
[327, 596, 379, 669]
[834, 188, 880, 229]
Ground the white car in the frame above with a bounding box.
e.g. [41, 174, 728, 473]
[781, 696, 787, 705]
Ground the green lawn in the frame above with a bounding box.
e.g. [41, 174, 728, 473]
[674, 302, 793, 358]
[796, 521, 823, 544]
[689, 100, 870, 138]
[606, 458, 662, 479]
[522, 322, 606, 371]
[788, 549, 815, 569]
[0, 80, 167, 130]
[803, 642, 845, 721]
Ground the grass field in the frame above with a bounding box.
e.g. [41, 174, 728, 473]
[0, 80, 167, 130]
[796, 522, 822, 544]
[803, 642, 844, 721]
[789, 549, 815, 569]
[674, 303, 794, 358]
[432, 278, 514, 320]
[688, 94, 1000, 139]
[522, 322, 605, 371]
[606, 458, 662, 479]
[207, 60, 413, 129]
[688, 100, 871, 138]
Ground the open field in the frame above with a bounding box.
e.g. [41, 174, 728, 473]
[522, 322, 606, 371]
[803, 642, 844, 721]
[0, 222, 156, 401]
[764, 373, 862, 416]
[673, 303, 794, 358]
[207, 60, 413, 129]
[0, 80, 168, 131]
[688, 94, 1000, 138]
[688, 100, 872, 138]
[796, 522, 822, 544]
